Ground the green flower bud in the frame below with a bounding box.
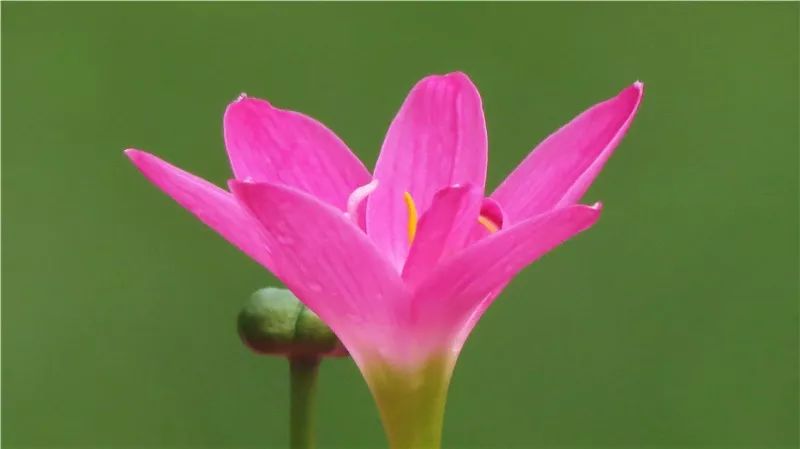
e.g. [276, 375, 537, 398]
[238, 287, 347, 358]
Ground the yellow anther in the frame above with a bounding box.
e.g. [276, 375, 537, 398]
[403, 192, 418, 244]
[478, 215, 499, 234]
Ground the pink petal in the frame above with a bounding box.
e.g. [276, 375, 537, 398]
[410, 203, 602, 341]
[492, 83, 643, 223]
[224, 96, 371, 211]
[367, 72, 488, 269]
[125, 149, 273, 270]
[229, 180, 410, 366]
[402, 185, 482, 287]
[452, 292, 498, 353]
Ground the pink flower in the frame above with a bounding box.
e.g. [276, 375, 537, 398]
[126, 73, 642, 448]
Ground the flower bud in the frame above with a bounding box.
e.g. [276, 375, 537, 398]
[238, 287, 347, 358]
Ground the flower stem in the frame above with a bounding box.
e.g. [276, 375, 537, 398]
[289, 356, 321, 449]
[365, 355, 454, 449]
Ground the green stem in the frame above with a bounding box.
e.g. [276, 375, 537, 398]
[289, 356, 321, 449]
[365, 356, 454, 449]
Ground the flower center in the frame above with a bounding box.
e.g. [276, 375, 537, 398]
[403, 192, 500, 246]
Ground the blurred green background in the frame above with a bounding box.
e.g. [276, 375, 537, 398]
[2, 3, 797, 449]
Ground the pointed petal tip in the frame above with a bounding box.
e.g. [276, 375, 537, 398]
[440, 182, 476, 193]
[619, 82, 644, 104]
[228, 178, 273, 200]
[575, 202, 603, 221]
[581, 202, 604, 226]
[568, 202, 604, 225]
[416, 71, 478, 90]
[443, 71, 473, 83]
[426, 184, 482, 209]
[224, 94, 276, 118]
[124, 148, 142, 158]
[619, 82, 644, 107]
[124, 148, 154, 167]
